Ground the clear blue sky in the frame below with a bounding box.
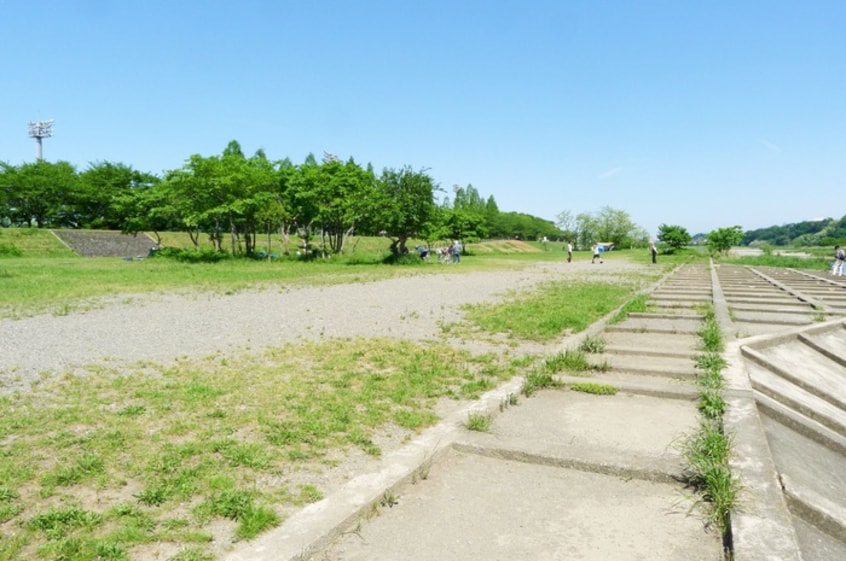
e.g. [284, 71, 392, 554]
[2, 1, 844, 235]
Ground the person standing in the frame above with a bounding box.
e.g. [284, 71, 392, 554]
[833, 245, 845, 276]
[591, 243, 603, 264]
[650, 240, 657, 264]
[566, 241, 573, 263]
[452, 240, 462, 264]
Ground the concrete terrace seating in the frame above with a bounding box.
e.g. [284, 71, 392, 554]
[51, 229, 158, 258]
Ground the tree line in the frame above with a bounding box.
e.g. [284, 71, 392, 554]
[741, 217, 846, 247]
[0, 141, 571, 257]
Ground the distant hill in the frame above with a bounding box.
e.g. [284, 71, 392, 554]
[742, 216, 846, 247]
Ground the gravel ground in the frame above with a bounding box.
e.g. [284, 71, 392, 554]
[1, 259, 646, 394]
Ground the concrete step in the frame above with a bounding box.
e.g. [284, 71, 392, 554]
[743, 344, 846, 410]
[799, 326, 846, 367]
[732, 311, 815, 326]
[604, 344, 698, 360]
[755, 393, 846, 457]
[600, 331, 701, 353]
[747, 363, 846, 437]
[758, 416, 846, 543]
[606, 315, 701, 335]
[603, 354, 697, 380]
[628, 311, 705, 321]
[556, 374, 699, 400]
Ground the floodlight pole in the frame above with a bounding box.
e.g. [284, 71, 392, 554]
[28, 119, 54, 161]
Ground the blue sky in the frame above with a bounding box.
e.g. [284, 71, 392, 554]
[2, 1, 844, 235]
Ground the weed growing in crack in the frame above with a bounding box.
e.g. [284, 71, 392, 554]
[569, 382, 617, 395]
[465, 412, 493, 432]
[579, 335, 606, 354]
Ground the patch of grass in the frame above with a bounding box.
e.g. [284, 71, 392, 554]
[695, 353, 726, 390]
[698, 389, 727, 419]
[464, 280, 643, 341]
[609, 294, 649, 324]
[681, 301, 738, 539]
[170, 548, 215, 561]
[465, 411, 493, 432]
[721, 253, 830, 271]
[569, 382, 617, 395]
[698, 307, 724, 353]
[682, 420, 738, 534]
[578, 335, 606, 353]
[521, 370, 559, 397]
[694, 353, 727, 373]
[0, 336, 514, 558]
[543, 349, 608, 375]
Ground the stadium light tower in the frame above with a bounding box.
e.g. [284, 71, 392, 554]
[28, 119, 54, 161]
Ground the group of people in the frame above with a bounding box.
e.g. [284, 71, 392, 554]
[562, 240, 658, 264]
[417, 240, 463, 264]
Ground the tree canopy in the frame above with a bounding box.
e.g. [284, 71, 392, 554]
[706, 225, 744, 255]
[657, 224, 691, 253]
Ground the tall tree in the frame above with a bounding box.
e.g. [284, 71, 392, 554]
[594, 206, 637, 248]
[556, 210, 577, 242]
[314, 157, 377, 255]
[4, 161, 79, 228]
[376, 166, 437, 256]
[78, 161, 157, 229]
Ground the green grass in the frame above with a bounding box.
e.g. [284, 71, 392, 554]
[0, 337, 513, 560]
[464, 411, 493, 432]
[578, 335, 606, 353]
[681, 299, 737, 538]
[682, 420, 739, 534]
[464, 279, 649, 341]
[543, 349, 609, 375]
[609, 293, 649, 324]
[521, 369, 560, 397]
[569, 382, 617, 395]
[720, 252, 830, 270]
[0, 232, 563, 319]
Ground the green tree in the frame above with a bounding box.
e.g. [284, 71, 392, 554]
[314, 157, 378, 255]
[376, 166, 437, 256]
[594, 206, 638, 248]
[575, 212, 596, 250]
[657, 224, 692, 253]
[556, 209, 577, 242]
[3, 161, 79, 228]
[706, 225, 744, 255]
[78, 161, 158, 229]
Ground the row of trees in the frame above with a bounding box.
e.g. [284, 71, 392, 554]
[555, 207, 650, 249]
[657, 223, 745, 255]
[742, 217, 846, 247]
[0, 141, 566, 257]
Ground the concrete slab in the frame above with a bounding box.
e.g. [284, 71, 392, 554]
[760, 416, 846, 518]
[604, 354, 697, 379]
[791, 517, 846, 561]
[312, 451, 723, 561]
[478, 389, 700, 462]
[601, 330, 700, 352]
[607, 316, 702, 334]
